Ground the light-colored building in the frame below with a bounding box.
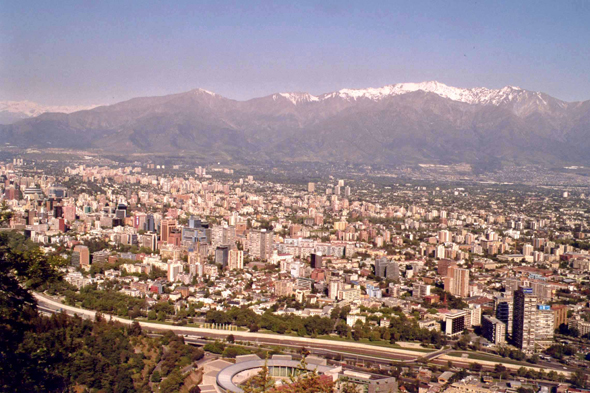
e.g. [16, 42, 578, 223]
[513, 287, 554, 352]
[228, 249, 243, 270]
[248, 229, 273, 261]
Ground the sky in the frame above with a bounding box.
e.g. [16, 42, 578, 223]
[1, 0, 589, 106]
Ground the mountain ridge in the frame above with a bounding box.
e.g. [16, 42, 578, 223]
[0, 100, 99, 124]
[1, 81, 589, 167]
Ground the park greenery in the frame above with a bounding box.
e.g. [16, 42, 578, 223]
[0, 226, 204, 392]
[205, 304, 447, 347]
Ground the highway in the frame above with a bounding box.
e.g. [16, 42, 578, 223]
[33, 292, 574, 376]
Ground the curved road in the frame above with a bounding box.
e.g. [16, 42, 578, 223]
[34, 292, 573, 376]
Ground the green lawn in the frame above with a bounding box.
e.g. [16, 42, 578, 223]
[316, 335, 435, 353]
[447, 351, 531, 366]
[330, 349, 414, 362]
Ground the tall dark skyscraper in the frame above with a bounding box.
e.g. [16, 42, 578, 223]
[145, 214, 155, 232]
[496, 300, 513, 338]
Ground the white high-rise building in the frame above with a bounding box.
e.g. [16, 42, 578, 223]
[167, 262, 184, 282]
[228, 249, 244, 270]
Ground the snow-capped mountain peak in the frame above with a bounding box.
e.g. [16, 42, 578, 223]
[273, 92, 319, 105]
[191, 88, 216, 96]
[320, 80, 536, 106]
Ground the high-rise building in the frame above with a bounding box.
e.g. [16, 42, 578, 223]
[140, 233, 158, 251]
[535, 306, 555, 349]
[552, 304, 568, 329]
[496, 299, 513, 337]
[308, 182, 315, 193]
[522, 244, 534, 256]
[215, 246, 230, 268]
[167, 262, 184, 282]
[446, 267, 469, 297]
[482, 316, 506, 344]
[115, 204, 127, 219]
[366, 284, 382, 299]
[464, 304, 482, 328]
[71, 245, 90, 268]
[310, 253, 323, 269]
[211, 225, 236, 248]
[437, 259, 457, 276]
[531, 281, 555, 302]
[513, 287, 554, 351]
[375, 257, 399, 280]
[248, 229, 273, 261]
[438, 230, 450, 243]
[228, 249, 243, 270]
[160, 219, 177, 243]
[513, 288, 536, 351]
[344, 186, 351, 197]
[145, 214, 155, 232]
[328, 279, 342, 300]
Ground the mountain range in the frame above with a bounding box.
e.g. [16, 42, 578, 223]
[0, 101, 98, 125]
[2, 81, 590, 167]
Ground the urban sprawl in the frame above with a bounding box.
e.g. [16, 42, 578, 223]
[2, 158, 590, 393]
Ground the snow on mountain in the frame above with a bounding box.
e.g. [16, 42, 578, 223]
[190, 88, 217, 96]
[273, 92, 320, 105]
[319, 81, 546, 106]
[272, 81, 547, 106]
[0, 100, 99, 119]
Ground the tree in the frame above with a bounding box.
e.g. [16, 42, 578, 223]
[571, 369, 588, 389]
[0, 202, 13, 225]
[456, 335, 470, 350]
[151, 370, 162, 383]
[159, 369, 185, 393]
[242, 359, 275, 393]
[227, 334, 235, 343]
[276, 357, 335, 393]
[0, 231, 63, 391]
[129, 321, 142, 336]
[494, 364, 506, 373]
[340, 381, 359, 393]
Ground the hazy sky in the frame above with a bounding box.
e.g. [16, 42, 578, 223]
[1, 0, 589, 105]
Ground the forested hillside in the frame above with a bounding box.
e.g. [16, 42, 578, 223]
[0, 221, 203, 392]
